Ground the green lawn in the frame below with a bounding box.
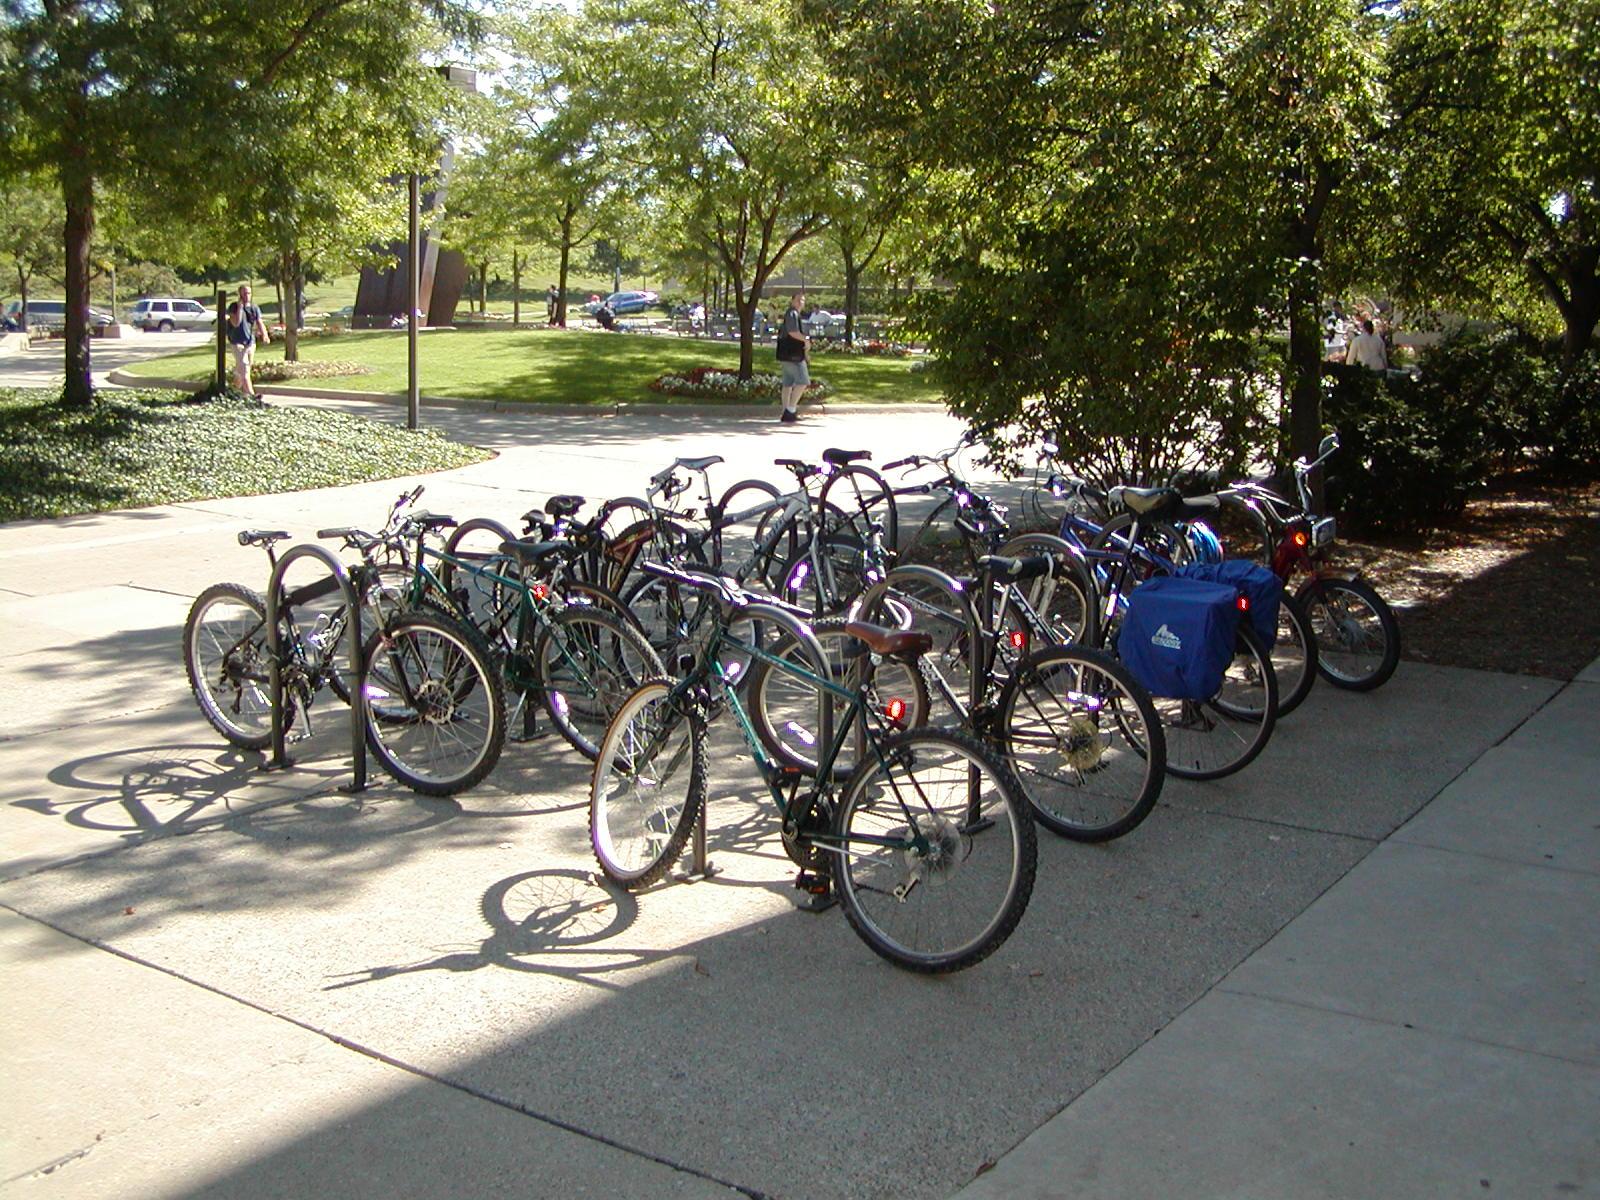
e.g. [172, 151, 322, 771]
[122, 328, 941, 406]
[0, 387, 492, 522]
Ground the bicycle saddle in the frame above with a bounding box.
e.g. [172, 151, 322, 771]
[674, 455, 724, 472]
[977, 554, 1052, 582]
[544, 494, 584, 517]
[498, 539, 574, 568]
[822, 448, 871, 466]
[1110, 486, 1182, 515]
[407, 512, 457, 533]
[238, 529, 290, 547]
[843, 621, 933, 659]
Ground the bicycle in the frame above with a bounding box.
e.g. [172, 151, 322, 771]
[844, 549, 1167, 842]
[184, 527, 506, 795]
[590, 561, 1038, 973]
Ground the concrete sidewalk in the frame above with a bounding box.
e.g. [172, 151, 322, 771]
[1, 396, 1594, 1198]
[957, 657, 1600, 1199]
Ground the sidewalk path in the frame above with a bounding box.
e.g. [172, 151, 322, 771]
[957, 657, 1600, 1199]
[0, 394, 1590, 1198]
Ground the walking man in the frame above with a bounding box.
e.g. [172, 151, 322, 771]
[227, 285, 269, 395]
[776, 290, 809, 423]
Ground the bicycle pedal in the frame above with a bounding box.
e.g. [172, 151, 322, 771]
[793, 870, 832, 896]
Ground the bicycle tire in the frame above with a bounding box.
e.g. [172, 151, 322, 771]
[1299, 575, 1400, 691]
[1269, 591, 1318, 718]
[363, 608, 507, 795]
[898, 496, 963, 568]
[831, 728, 1037, 973]
[997, 531, 1101, 646]
[184, 582, 275, 749]
[998, 645, 1165, 841]
[777, 531, 873, 616]
[532, 605, 666, 760]
[1159, 623, 1278, 780]
[855, 565, 979, 717]
[1089, 511, 1194, 574]
[746, 615, 931, 779]
[714, 478, 790, 587]
[589, 497, 654, 592]
[590, 678, 705, 888]
[817, 464, 899, 553]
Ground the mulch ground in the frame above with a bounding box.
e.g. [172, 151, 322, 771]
[1325, 473, 1600, 681]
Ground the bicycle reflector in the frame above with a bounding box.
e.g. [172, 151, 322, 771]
[885, 697, 907, 723]
[1235, 594, 1251, 612]
[1292, 529, 1310, 548]
[1009, 630, 1027, 650]
[530, 582, 549, 601]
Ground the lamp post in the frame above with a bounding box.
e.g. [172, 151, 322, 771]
[408, 171, 420, 430]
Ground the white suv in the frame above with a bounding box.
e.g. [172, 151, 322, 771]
[130, 297, 215, 332]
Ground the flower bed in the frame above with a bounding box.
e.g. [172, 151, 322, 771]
[251, 359, 372, 383]
[808, 337, 912, 358]
[648, 365, 832, 402]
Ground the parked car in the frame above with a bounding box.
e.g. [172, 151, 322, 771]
[583, 290, 659, 316]
[128, 297, 215, 332]
[3, 300, 114, 332]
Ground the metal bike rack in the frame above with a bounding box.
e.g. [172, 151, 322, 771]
[264, 544, 368, 792]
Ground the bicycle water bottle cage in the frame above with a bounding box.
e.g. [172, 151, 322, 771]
[497, 539, 574, 570]
[842, 620, 933, 660]
[977, 554, 1052, 582]
[239, 529, 290, 548]
[544, 495, 584, 518]
[822, 448, 871, 466]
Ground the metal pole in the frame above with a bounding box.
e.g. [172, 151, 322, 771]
[408, 172, 420, 430]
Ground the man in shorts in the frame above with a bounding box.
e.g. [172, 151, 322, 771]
[227, 285, 269, 394]
[777, 290, 809, 423]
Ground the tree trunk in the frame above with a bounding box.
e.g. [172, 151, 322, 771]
[17, 268, 28, 329]
[478, 261, 488, 314]
[512, 249, 521, 327]
[734, 273, 763, 380]
[282, 250, 302, 363]
[1286, 260, 1324, 511]
[60, 158, 96, 408]
[842, 247, 859, 347]
[556, 238, 572, 328]
[1558, 268, 1598, 365]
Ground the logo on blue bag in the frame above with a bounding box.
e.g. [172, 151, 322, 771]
[1151, 623, 1182, 651]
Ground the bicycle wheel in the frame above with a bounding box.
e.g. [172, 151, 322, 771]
[1299, 575, 1400, 691]
[997, 532, 1100, 646]
[714, 479, 789, 585]
[898, 497, 964, 569]
[533, 605, 665, 760]
[1158, 624, 1278, 780]
[856, 566, 977, 716]
[817, 464, 898, 552]
[363, 609, 507, 795]
[832, 729, 1037, 973]
[184, 582, 274, 749]
[589, 497, 654, 592]
[1089, 512, 1193, 574]
[439, 518, 521, 648]
[590, 679, 705, 888]
[999, 645, 1165, 841]
[778, 532, 872, 615]
[1269, 591, 1318, 718]
[747, 616, 931, 779]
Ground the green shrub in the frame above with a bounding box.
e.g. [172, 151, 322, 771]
[1549, 350, 1600, 467]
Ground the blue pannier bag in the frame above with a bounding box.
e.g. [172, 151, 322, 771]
[1176, 560, 1283, 648]
[1117, 576, 1240, 700]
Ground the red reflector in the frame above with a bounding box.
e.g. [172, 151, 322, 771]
[1009, 630, 1027, 649]
[886, 698, 907, 722]
[1292, 530, 1309, 547]
[531, 582, 549, 601]
[1236, 595, 1250, 611]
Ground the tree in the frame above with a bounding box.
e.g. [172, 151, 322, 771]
[0, 0, 474, 403]
[805, 0, 1388, 472]
[1388, 0, 1600, 362]
[577, 0, 837, 377]
[0, 171, 61, 328]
